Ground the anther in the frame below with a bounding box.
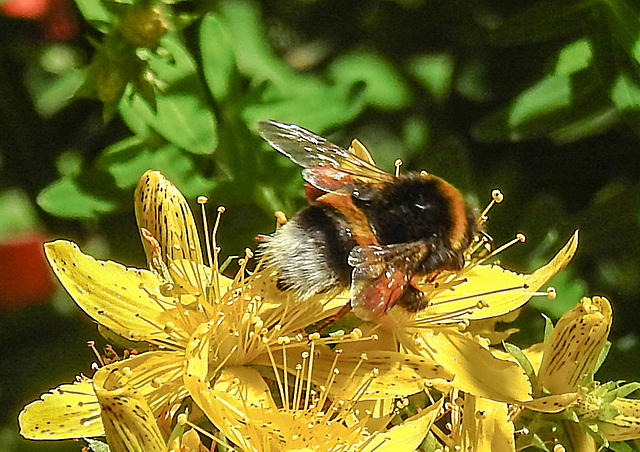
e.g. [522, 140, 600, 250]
[275, 211, 288, 227]
[394, 159, 403, 177]
[546, 287, 557, 300]
[350, 328, 363, 340]
[197, 196, 208, 205]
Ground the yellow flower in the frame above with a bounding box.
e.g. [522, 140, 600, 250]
[184, 332, 443, 452]
[20, 170, 449, 447]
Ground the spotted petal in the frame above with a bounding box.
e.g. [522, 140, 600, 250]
[19, 377, 103, 440]
[45, 240, 175, 342]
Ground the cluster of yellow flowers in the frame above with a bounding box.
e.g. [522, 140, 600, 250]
[19, 170, 640, 451]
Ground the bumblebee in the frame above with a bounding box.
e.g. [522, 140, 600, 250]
[258, 120, 478, 321]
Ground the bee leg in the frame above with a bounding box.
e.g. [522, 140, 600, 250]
[313, 302, 352, 333]
[395, 285, 429, 313]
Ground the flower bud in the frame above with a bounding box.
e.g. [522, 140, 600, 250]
[120, 4, 168, 49]
[538, 296, 612, 394]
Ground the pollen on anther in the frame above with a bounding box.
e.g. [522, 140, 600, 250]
[546, 287, 557, 300]
[516, 233, 526, 243]
[217, 206, 226, 214]
[350, 328, 363, 340]
[491, 189, 504, 203]
[197, 196, 208, 205]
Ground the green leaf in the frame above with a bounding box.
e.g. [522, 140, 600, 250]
[611, 72, 640, 111]
[542, 313, 554, 342]
[617, 382, 640, 398]
[598, 0, 640, 65]
[589, 341, 611, 380]
[37, 177, 119, 219]
[0, 189, 40, 240]
[243, 82, 366, 133]
[74, 0, 114, 32]
[119, 35, 218, 154]
[200, 13, 237, 100]
[407, 53, 454, 102]
[86, 439, 110, 452]
[555, 39, 593, 75]
[98, 137, 215, 196]
[329, 51, 411, 110]
[473, 68, 616, 143]
[218, 0, 299, 88]
[29, 69, 86, 117]
[608, 441, 636, 452]
[504, 341, 538, 388]
[509, 75, 571, 127]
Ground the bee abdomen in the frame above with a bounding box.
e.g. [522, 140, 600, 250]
[259, 204, 356, 299]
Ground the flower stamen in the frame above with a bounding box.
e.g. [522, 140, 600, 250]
[394, 159, 403, 177]
[477, 189, 504, 227]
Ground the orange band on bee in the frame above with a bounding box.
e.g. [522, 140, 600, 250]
[433, 177, 468, 250]
[315, 191, 379, 247]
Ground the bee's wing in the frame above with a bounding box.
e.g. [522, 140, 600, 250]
[347, 243, 425, 320]
[258, 120, 394, 192]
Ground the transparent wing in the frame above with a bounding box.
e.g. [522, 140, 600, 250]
[348, 243, 427, 320]
[258, 120, 394, 191]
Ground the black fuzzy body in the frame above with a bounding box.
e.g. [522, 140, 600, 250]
[260, 173, 476, 312]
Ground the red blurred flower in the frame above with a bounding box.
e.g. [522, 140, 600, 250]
[0, 232, 55, 308]
[1, 0, 78, 41]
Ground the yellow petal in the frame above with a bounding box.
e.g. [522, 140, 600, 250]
[359, 398, 444, 452]
[417, 231, 578, 322]
[184, 322, 276, 450]
[251, 346, 453, 401]
[45, 240, 174, 341]
[180, 428, 205, 451]
[19, 377, 104, 439]
[99, 350, 187, 415]
[134, 170, 204, 267]
[461, 395, 515, 452]
[413, 329, 532, 403]
[349, 139, 376, 165]
[519, 393, 579, 413]
[538, 296, 612, 394]
[93, 366, 167, 452]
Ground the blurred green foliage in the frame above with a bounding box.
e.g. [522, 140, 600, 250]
[2, 0, 640, 450]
